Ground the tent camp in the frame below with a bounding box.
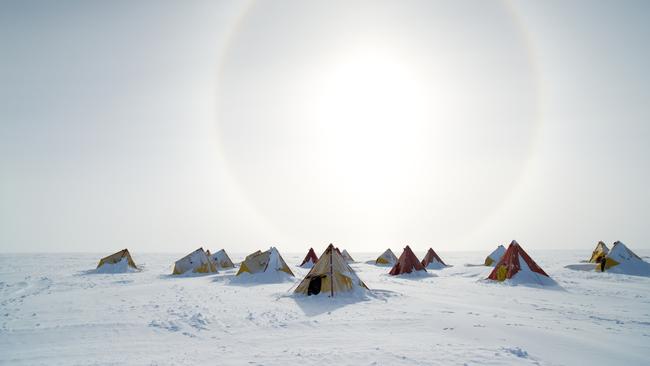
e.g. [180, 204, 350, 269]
[389, 246, 426, 275]
[588, 241, 609, 263]
[421, 248, 447, 269]
[487, 241, 554, 285]
[96, 249, 138, 272]
[211, 249, 235, 269]
[236, 247, 294, 277]
[172, 248, 218, 275]
[295, 244, 368, 296]
[300, 248, 319, 268]
[375, 248, 398, 265]
[484, 245, 506, 266]
[341, 249, 355, 263]
[598, 241, 650, 275]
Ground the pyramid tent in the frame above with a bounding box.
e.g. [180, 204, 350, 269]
[421, 248, 447, 269]
[341, 249, 355, 263]
[97, 249, 138, 270]
[300, 248, 319, 268]
[375, 248, 398, 265]
[211, 249, 235, 269]
[295, 244, 368, 296]
[389, 246, 426, 275]
[588, 241, 609, 263]
[236, 247, 294, 276]
[487, 241, 552, 285]
[173, 248, 218, 275]
[598, 241, 650, 275]
[484, 245, 506, 266]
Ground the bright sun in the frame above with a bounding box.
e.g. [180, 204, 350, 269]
[306, 46, 434, 195]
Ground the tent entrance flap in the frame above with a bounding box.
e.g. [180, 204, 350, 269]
[307, 275, 325, 296]
[496, 265, 508, 281]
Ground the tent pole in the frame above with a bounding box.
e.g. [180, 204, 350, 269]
[330, 244, 334, 298]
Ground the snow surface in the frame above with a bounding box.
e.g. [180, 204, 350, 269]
[1, 250, 650, 365]
[230, 270, 295, 285]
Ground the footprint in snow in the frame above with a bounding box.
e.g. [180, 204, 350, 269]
[502, 347, 529, 358]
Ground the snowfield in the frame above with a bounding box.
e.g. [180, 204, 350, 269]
[1, 250, 649, 365]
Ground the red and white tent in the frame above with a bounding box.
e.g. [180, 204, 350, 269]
[300, 248, 319, 268]
[487, 240, 554, 285]
[389, 246, 426, 276]
[421, 248, 447, 269]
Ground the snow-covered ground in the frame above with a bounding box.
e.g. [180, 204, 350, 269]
[1, 250, 649, 365]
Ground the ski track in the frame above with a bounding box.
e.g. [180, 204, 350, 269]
[0, 250, 649, 365]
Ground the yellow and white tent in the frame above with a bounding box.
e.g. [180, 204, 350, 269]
[597, 241, 650, 275]
[97, 249, 138, 270]
[236, 247, 294, 276]
[172, 248, 218, 275]
[484, 245, 506, 266]
[375, 248, 397, 265]
[295, 244, 368, 296]
[588, 241, 609, 263]
[211, 249, 235, 269]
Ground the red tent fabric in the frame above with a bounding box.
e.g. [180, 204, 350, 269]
[487, 240, 549, 281]
[421, 248, 446, 267]
[389, 246, 426, 275]
[300, 248, 319, 267]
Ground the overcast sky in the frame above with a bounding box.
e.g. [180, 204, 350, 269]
[1, 0, 649, 253]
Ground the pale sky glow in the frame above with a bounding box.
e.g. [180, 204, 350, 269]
[1, 0, 649, 253]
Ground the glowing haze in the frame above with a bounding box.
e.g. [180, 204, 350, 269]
[1, 0, 649, 253]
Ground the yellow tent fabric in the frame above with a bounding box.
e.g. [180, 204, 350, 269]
[236, 247, 294, 276]
[376, 248, 397, 265]
[97, 249, 138, 269]
[588, 241, 609, 263]
[495, 265, 508, 281]
[172, 248, 218, 275]
[295, 244, 368, 296]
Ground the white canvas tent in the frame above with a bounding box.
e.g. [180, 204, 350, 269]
[211, 249, 235, 269]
